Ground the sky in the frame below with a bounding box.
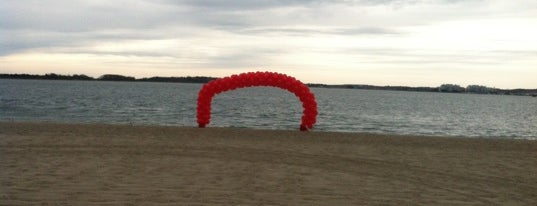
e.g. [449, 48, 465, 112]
[1, 0, 536, 89]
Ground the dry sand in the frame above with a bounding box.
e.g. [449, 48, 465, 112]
[1, 122, 536, 205]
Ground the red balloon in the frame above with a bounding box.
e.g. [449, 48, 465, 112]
[196, 71, 318, 131]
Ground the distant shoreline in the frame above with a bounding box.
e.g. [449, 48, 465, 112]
[2, 73, 536, 96]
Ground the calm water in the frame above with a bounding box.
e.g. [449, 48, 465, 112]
[1, 79, 536, 139]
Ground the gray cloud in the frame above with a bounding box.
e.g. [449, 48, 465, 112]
[193, 48, 287, 69]
[0, 0, 436, 33]
[0, 0, 182, 32]
[162, 0, 430, 9]
[1, 0, 535, 68]
[156, 0, 320, 9]
[229, 26, 401, 37]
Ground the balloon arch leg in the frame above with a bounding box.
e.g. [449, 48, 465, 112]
[196, 71, 318, 131]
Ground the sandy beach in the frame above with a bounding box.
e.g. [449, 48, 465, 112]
[1, 122, 536, 205]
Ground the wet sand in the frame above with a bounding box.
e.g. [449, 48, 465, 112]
[1, 122, 536, 205]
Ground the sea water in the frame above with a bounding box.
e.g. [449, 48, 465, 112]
[1, 79, 536, 139]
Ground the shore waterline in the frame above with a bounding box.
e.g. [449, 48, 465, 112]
[1, 79, 536, 139]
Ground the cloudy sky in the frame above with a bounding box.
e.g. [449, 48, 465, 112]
[1, 0, 536, 88]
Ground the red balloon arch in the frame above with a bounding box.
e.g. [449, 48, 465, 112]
[196, 71, 318, 131]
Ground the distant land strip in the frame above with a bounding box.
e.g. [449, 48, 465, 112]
[1, 73, 536, 96]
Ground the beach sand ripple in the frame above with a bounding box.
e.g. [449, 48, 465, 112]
[1, 122, 536, 205]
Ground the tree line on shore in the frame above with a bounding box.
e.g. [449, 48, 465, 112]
[0, 73, 215, 84]
[1, 73, 535, 96]
[309, 83, 536, 96]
